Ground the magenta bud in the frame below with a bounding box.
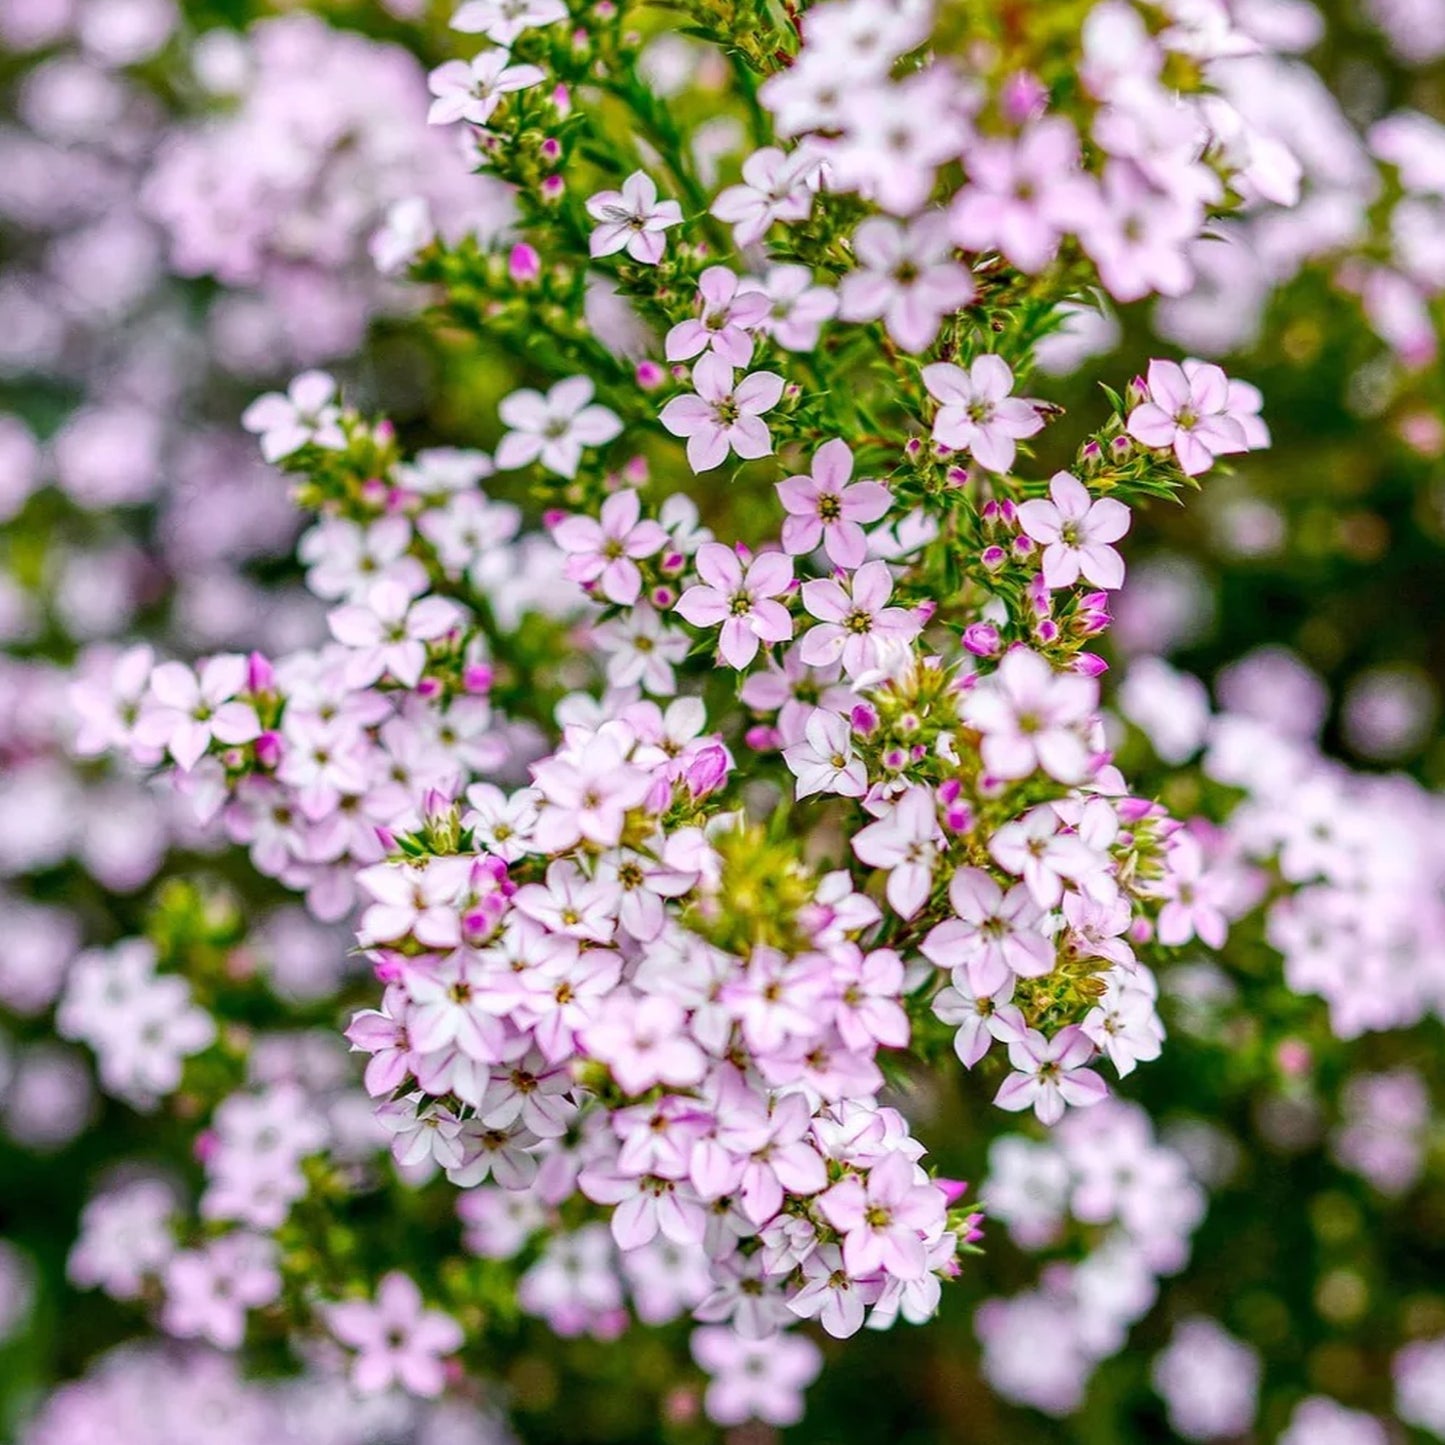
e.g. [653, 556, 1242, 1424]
[359, 477, 388, 506]
[916, 599, 938, 623]
[550, 84, 571, 116]
[1110, 434, 1133, 458]
[1035, 619, 1061, 645]
[636, 359, 665, 390]
[375, 826, 397, 853]
[904, 437, 923, 460]
[246, 651, 274, 693]
[540, 174, 565, 204]
[660, 550, 686, 576]
[936, 1177, 971, 1207]
[962, 622, 1001, 657]
[744, 723, 779, 752]
[254, 731, 282, 769]
[1125, 374, 1150, 409]
[539, 136, 562, 164]
[1073, 651, 1108, 676]
[850, 703, 878, 734]
[375, 420, 396, 444]
[981, 544, 1007, 571]
[1012, 535, 1035, 560]
[882, 746, 908, 771]
[1001, 69, 1048, 123]
[622, 455, 648, 483]
[685, 741, 731, 798]
[194, 1130, 219, 1165]
[1276, 1039, 1312, 1077]
[946, 465, 971, 488]
[996, 499, 1018, 527]
[423, 787, 453, 823]
[509, 242, 541, 284]
[462, 663, 493, 694]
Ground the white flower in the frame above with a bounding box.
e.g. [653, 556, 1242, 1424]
[241, 372, 346, 463]
[494, 377, 623, 478]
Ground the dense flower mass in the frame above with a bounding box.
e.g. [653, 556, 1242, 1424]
[3, 0, 1445, 1441]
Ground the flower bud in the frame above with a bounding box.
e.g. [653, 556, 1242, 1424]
[850, 703, 878, 734]
[254, 730, 282, 769]
[962, 622, 1001, 657]
[509, 243, 541, 284]
[981, 544, 1007, 571]
[636, 359, 665, 390]
[1072, 651, 1108, 677]
[540, 174, 565, 205]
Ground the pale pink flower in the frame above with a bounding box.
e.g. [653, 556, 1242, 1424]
[552, 490, 668, 605]
[838, 214, 975, 353]
[922, 354, 1045, 473]
[691, 1326, 822, 1428]
[787, 1242, 871, 1338]
[782, 708, 868, 798]
[962, 647, 1097, 784]
[426, 50, 545, 127]
[674, 541, 794, 669]
[241, 371, 345, 463]
[326, 1271, 464, 1398]
[582, 993, 706, 1095]
[831, 945, 910, 1052]
[710, 145, 820, 245]
[851, 785, 939, 919]
[665, 266, 771, 367]
[1018, 471, 1131, 590]
[817, 1150, 944, 1280]
[994, 1025, 1108, 1125]
[585, 171, 684, 264]
[932, 977, 1028, 1067]
[137, 654, 261, 772]
[494, 376, 623, 478]
[922, 867, 1054, 995]
[950, 116, 1098, 273]
[798, 560, 921, 680]
[741, 264, 839, 351]
[776, 438, 891, 568]
[1126, 358, 1257, 476]
[658, 355, 784, 473]
[328, 580, 462, 690]
[450, 0, 566, 44]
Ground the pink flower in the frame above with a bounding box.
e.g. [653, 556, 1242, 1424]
[950, 116, 1098, 273]
[658, 355, 784, 473]
[742, 264, 839, 351]
[494, 376, 623, 478]
[988, 806, 1110, 910]
[585, 171, 684, 264]
[530, 735, 653, 852]
[932, 976, 1028, 1067]
[782, 708, 868, 798]
[450, 0, 566, 44]
[962, 648, 1097, 784]
[798, 560, 921, 680]
[326, 1271, 464, 1397]
[838, 214, 975, 353]
[1018, 471, 1131, 590]
[1155, 832, 1231, 949]
[922, 867, 1053, 995]
[993, 1025, 1108, 1125]
[328, 580, 462, 690]
[786, 1243, 871, 1338]
[831, 945, 910, 1052]
[426, 50, 545, 127]
[691, 1326, 823, 1427]
[776, 438, 892, 569]
[665, 266, 771, 367]
[241, 370, 345, 463]
[137, 654, 261, 771]
[817, 1150, 944, 1279]
[851, 785, 939, 919]
[721, 946, 833, 1054]
[1126, 358, 1260, 476]
[710, 145, 820, 245]
[922, 354, 1045, 474]
[582, 993, 706, 1095]
[674, 542, 794, 668]
[552, 490, 668, 605]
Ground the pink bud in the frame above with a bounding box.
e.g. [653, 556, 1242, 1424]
[850, 703, 878, 734]
[636, 360, 665, 390]
[744, 723, 779, 751]
[685, 741, 730, 798]
[540, 174, 565, 204]
[935, 1177, 971, 1206]
[981, 544, 1007, 571]
[462, 663, 493, 694]
[651, 584, 677, 608]
[962, 622, 1001, 657]
[1276, 1039, 1312, 1078]
[550, 84, 571, 115]
[246, 652, 274, 693]
[539, 136, 562, 164]
[1001, 70, 1048, 123]
[375, 826, 397, 853]
[509, 243, 541, 284]
[254, 731, 282, 769]
[1073, 651, 1108, 677]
